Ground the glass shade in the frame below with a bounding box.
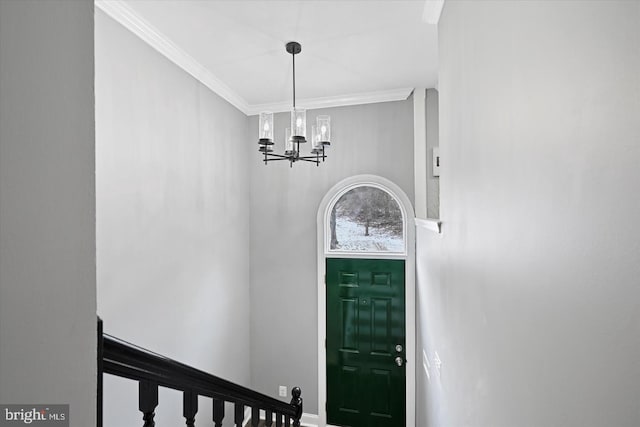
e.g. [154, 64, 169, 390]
[311, 125, 322, 154]
[259, 112, 274, 143]
[317, 115, 331, 144]
[284, 128, 294, 155]
[290, 108, 307, 141]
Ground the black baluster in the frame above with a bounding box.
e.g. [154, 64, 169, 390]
[251, 406, 260, 427]
[234, 402, 244, 427]
[183, 390, 198, 427]
[275, 412, 282, 427]
[139, 381, 158, 427]
[290, 387, 303, 427]
[213, 399, 224, 427]
[265, 410, 273, 427]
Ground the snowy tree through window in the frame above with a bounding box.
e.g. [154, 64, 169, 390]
[329, 186, 404, 253]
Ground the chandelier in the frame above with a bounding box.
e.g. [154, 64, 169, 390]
[258, 42, 331, 167]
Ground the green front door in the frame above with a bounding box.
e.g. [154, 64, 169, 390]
[326, 258, 406, 427]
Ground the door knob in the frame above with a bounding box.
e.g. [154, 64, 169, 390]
[395, 356, 404, 367]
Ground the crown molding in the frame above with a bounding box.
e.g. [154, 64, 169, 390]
[96, 1, 414, 116]
[95, 0, 251, 114]
[245, 87, 414, 115]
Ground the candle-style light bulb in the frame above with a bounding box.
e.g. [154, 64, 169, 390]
[285, 128, 293, 155]
[291, 108, 307, 140]
[316, 115, 330, 144]
[311, 124, 321, 154]
[259, 111, 274, 143]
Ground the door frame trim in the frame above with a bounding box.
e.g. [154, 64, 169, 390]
[316, 175, 416, 427]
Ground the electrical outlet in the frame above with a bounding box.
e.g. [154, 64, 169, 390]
[279, 385, 287, 397]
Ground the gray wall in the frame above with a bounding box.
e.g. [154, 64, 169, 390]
[249, 101, 415, 414]
[0, 1, 96, 426]
[417, 1, 640, 426]
[96, 11, 251, 426]
[426, 88, 440, 219]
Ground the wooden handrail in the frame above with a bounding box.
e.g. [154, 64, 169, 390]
[97, 318, 302, 427]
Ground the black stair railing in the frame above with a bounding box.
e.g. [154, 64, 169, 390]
[97, 318, 303, 427]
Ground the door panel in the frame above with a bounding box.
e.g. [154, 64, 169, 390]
[341, 298, 359, 351]
[371, 298, 392, 355]
[339, 366, 361, 412]
[326, 258, 405, 427]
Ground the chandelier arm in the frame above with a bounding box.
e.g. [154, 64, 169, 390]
[262, 154, 291, 160]
[263, 158, 291, 163]
[297, 156, 323, 162]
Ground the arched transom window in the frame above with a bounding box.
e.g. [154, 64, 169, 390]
[327, 185, 406, 254]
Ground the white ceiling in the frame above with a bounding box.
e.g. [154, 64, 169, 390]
[101, 0, 439, 113]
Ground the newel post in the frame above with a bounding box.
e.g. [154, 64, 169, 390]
[290, 387, 303, 427]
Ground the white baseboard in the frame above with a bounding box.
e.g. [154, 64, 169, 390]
[242, 411, 319, 426]
[300, 413, 319, 426]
